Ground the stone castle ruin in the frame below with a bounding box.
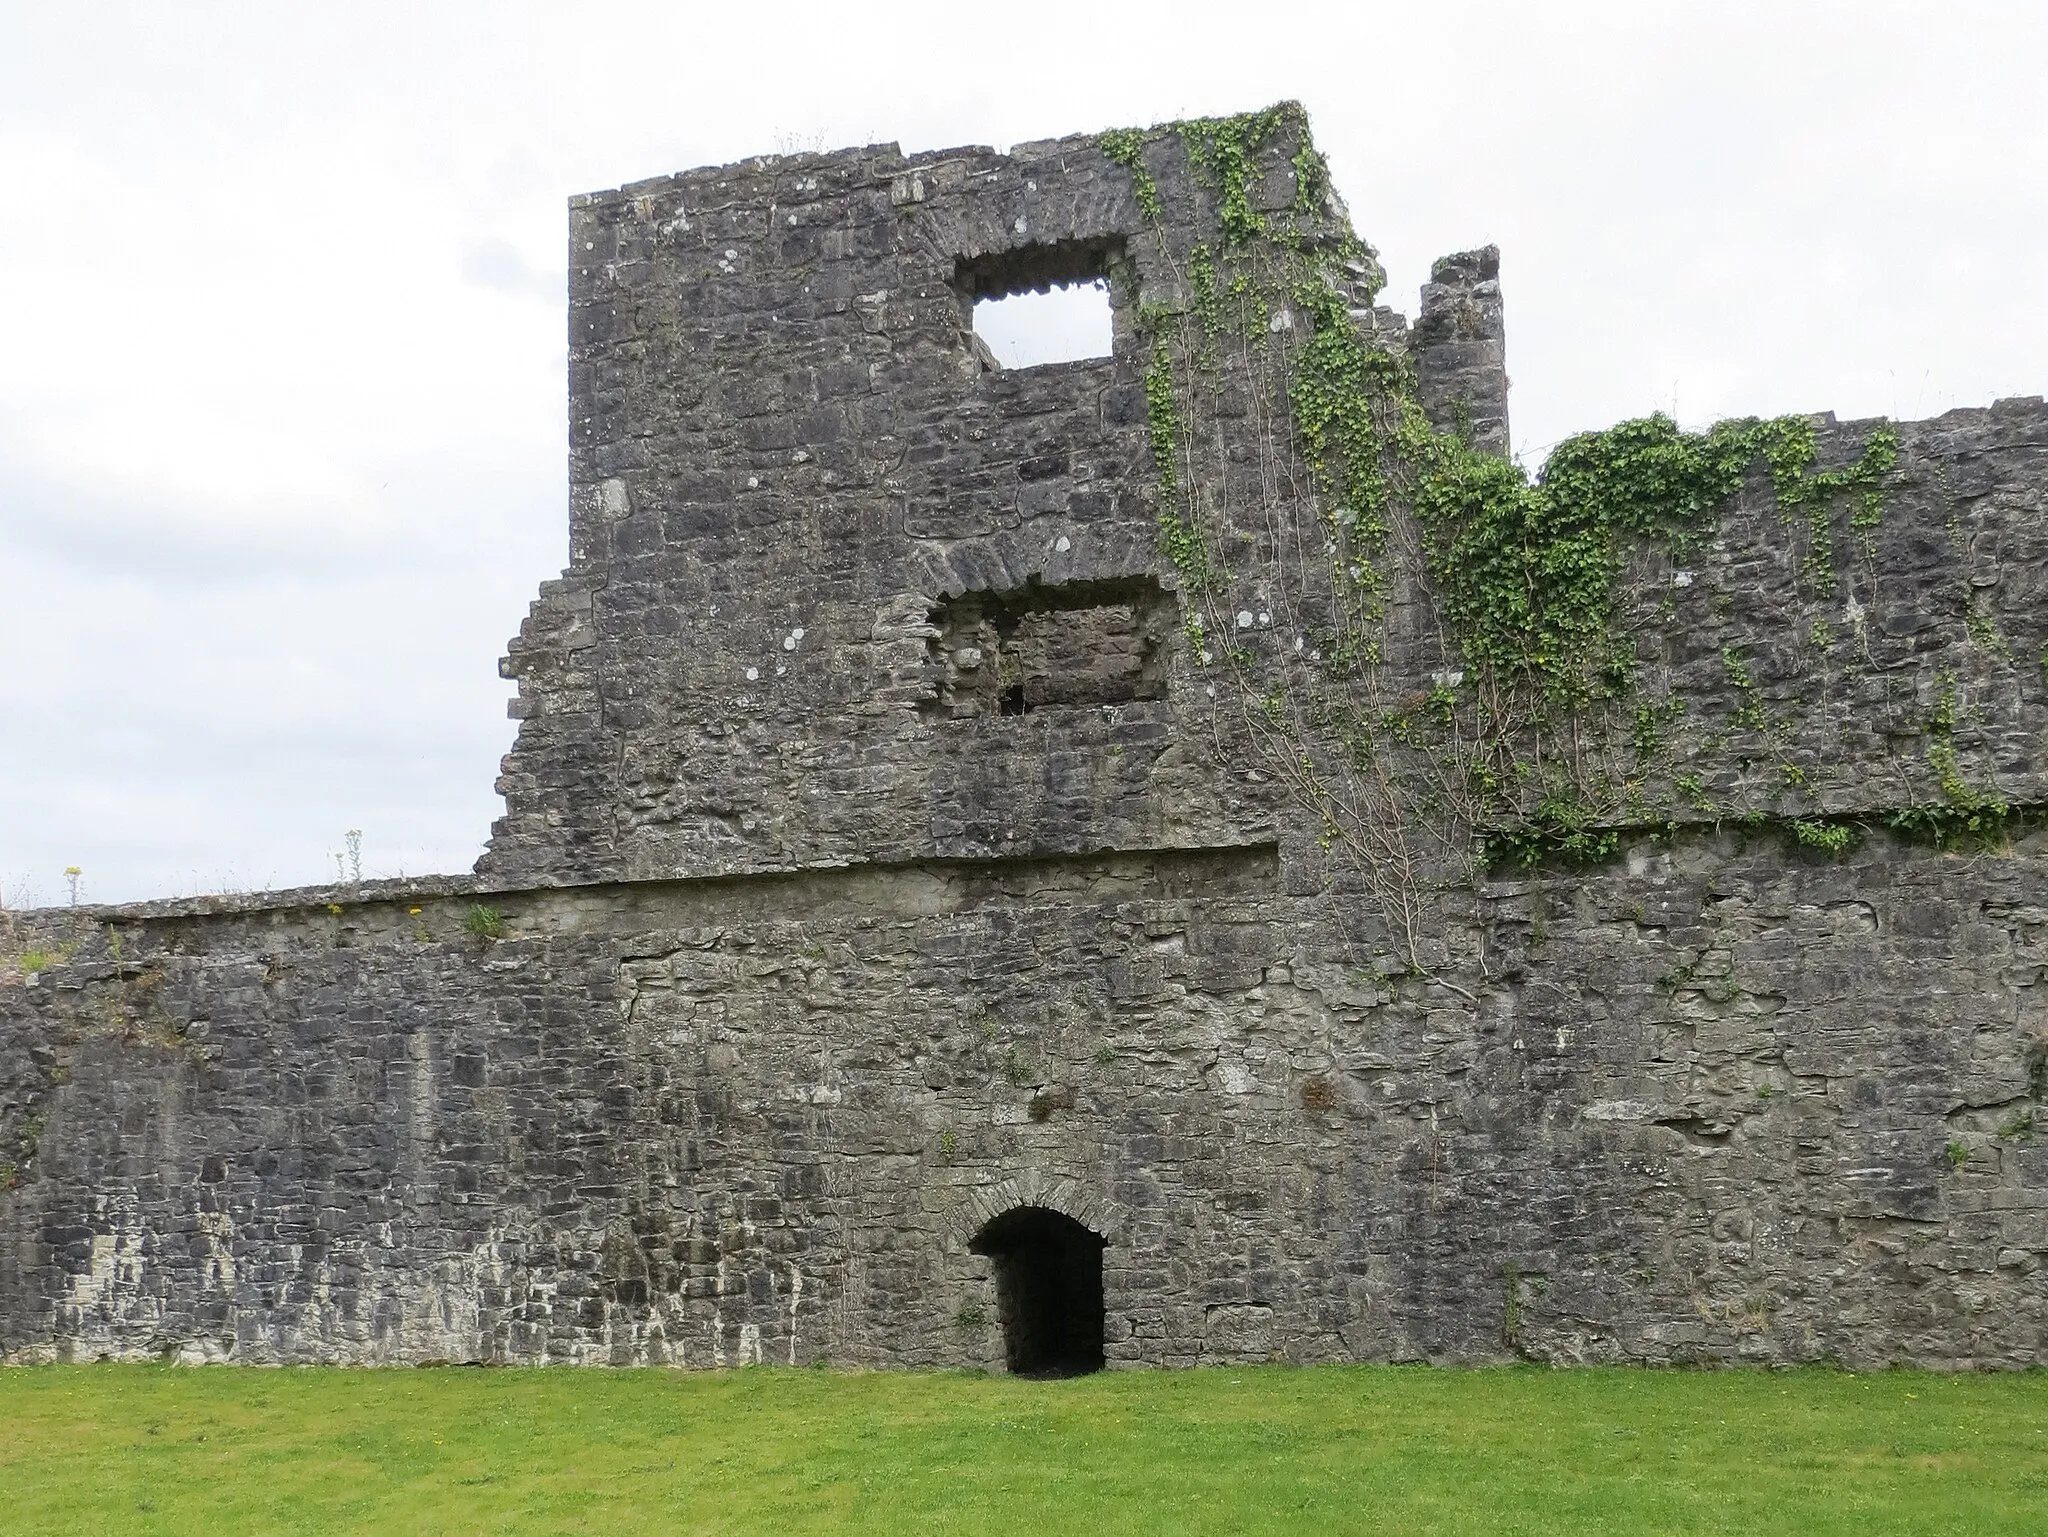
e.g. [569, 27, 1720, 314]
[4, 105, 2046, 1371]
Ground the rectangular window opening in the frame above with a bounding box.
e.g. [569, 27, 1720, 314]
[974, 282, 1113, 369]
[923, 576, 1172, 718]
[959, 238, 1120, 370]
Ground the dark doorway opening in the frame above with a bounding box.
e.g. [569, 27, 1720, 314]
[969, 1205, 1106, 1376]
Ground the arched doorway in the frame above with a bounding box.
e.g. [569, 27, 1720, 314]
[969, 1204, 1106, 1376]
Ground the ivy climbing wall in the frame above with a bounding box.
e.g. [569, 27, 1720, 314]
[2, 105, 2045, 1370]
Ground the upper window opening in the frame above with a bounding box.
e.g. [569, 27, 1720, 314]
[975, 283, 1112, 369]
[958, 238, 1121, 371]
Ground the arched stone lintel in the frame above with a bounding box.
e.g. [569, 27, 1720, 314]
[951, 1171, 1121, 1249]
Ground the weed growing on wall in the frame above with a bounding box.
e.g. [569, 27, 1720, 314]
[1790, 820, 1855, 857]
[462, 905, 507, 943]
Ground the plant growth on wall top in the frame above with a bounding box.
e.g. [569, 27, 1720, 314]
[1099, 104, 2022, 985]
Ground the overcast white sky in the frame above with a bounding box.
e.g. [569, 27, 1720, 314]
[2, 1, 2043, 907]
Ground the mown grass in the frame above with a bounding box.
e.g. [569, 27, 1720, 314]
[1, 1363, 2043, 1534]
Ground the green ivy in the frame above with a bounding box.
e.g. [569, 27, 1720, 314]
[1187, 243, 1222, 340]
[1290, 139, 1328, 214]
[1287, 278, 1399, 609]
[1098, 128, 1161, 221]
[1790, 819, 1854, 856]
[1890, 671, 2013, 845]
[1765, 418, 1899, 589]
[1484, 809, 1621, 871]
[1630, 696, 1684, 764]
[1146, 334, 1213, 593]
[1406, 413, 1868, 709]
[1093, 105, 1986, 893]
[1176, 107, 1294, 245]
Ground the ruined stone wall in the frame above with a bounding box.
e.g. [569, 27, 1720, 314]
[1609, 396, 2048, 822]
[4, 829, 2043, 1368]
[3, 107, 2045, 1369]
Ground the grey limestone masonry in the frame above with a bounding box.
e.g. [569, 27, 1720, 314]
[3, 105, 2046, 1371]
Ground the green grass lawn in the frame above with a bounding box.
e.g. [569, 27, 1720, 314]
[1, 1363, 2043, 1535]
